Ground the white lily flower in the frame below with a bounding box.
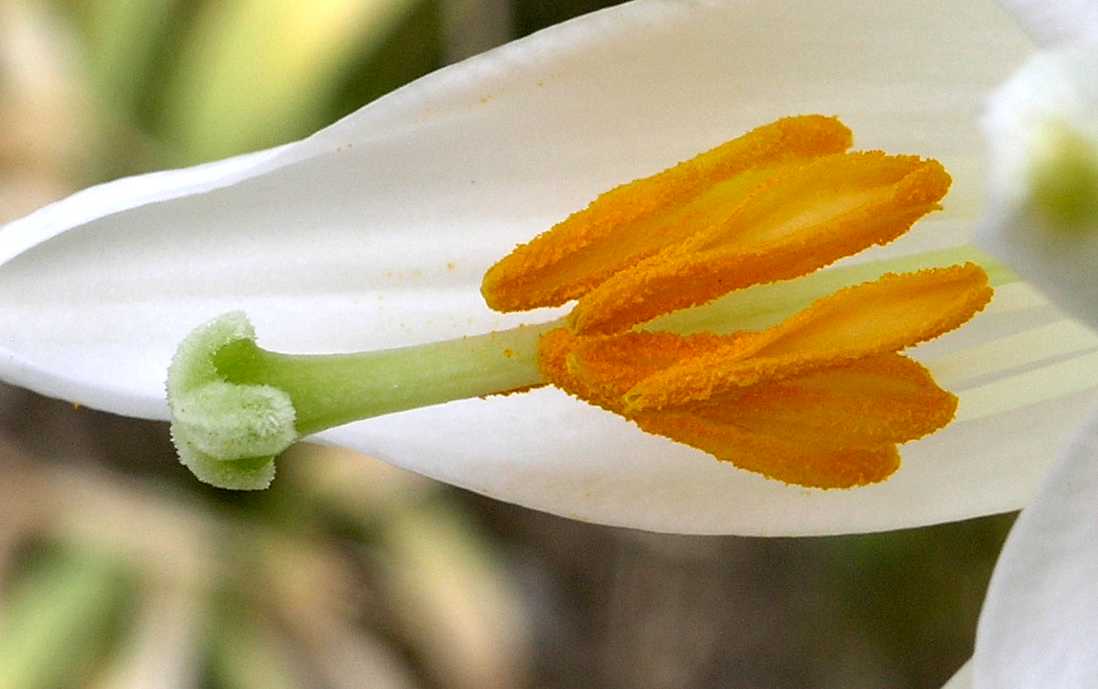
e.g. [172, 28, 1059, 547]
[943, 28, 1098, 689]
[1, 0, 1090, 535]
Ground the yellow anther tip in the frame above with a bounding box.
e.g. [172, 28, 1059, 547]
[482, 115, 853, 312]
[896, 158, 952, 206]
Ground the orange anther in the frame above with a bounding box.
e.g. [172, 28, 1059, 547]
[571, 153, 951, 334]
[482, 115, 852, 311]
[635, 411, 901, 488]
[505, 116, 984, 488]
[625, 264, 990, 412]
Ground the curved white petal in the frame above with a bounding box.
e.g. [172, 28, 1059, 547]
[977, 42, 1098, 330]
[996, 0, 1098, 46]
[972, 408, 1098, 689]
[0, 0, 1062, 534]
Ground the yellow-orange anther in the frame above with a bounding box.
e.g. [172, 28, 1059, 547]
[539, 330, 953, 488]
[692, 354, 957, 450]
[496, 114, 986, 489]
[624, 263, 991, 412]
[571, 152, 952, 334]
[634, 412, 901, 489]
[538, 327, 730, 411]
[482, 115, 852, 311]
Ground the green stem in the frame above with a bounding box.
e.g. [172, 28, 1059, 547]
[213, 320, 559, 435]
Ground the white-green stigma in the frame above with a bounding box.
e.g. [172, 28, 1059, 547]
[168, 312, 294, 489]
[166, 312, 555, 489]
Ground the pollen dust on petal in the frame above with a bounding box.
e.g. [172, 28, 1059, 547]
[481, 115, 853, 311]
[625, 263, 991, 412]
[570, 153, 952, 335]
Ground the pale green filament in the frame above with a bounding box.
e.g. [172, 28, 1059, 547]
[168, 246, 1020, 490]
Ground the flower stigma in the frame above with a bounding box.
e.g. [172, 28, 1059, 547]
[168, 115, 997, 490]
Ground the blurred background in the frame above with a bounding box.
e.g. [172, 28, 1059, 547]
[0, 1, 1016, 687]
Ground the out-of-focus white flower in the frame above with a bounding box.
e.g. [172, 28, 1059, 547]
[949, 10, 1098, 688]
[971, 412, 1098, 689]
[995, 0, 1098, 45]
[978, 42, 1098, 327]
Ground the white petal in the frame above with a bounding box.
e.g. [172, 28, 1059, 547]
[0, 0, 1057, 534]
[943, 661, 972, 689]
[972, 408, 1098, 689]
[996, 0, 1098, 46]
[977, 43, 1098, 330]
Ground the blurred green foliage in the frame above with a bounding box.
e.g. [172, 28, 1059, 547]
[0, 547, 133, 689]
[49, 0, 625, 174]
[513, 0, 622, 36]
[57, 0, 445, 171]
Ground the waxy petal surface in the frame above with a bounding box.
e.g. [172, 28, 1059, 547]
[972, 411, 1098, 689]
[996, 0, 1098, 45]
[1, 0, 1082, 534]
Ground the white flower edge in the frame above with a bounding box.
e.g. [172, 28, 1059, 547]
[942, 661, 972, 689]
[969, 407, 1098, 689]
[0, 0, 1061, 535]
[996, 0, 1098, 46]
